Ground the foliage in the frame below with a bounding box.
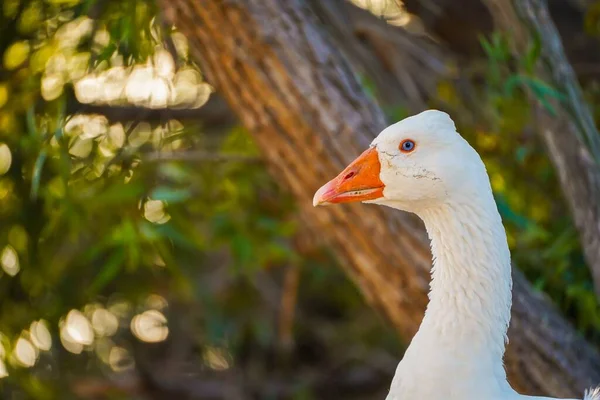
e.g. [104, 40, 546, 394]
[433, 31, 600, 340]
[0, 1, 400, 398]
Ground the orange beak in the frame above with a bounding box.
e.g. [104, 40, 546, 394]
[313, 147, 385, 206]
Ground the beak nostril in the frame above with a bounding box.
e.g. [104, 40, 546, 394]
[343, 171, 355, 180]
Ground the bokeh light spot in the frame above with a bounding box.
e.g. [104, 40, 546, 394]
[30, 320, 52, 351]
[0, 143, 12, 176]
[60, 310, 94, 353]
[91, 308, 119, 337]
[130, 310, 169, 343]
[1, 245, 20, 277]
[3, 41, 30, 70]
[108, 346, 134, 372]
[0, 84, 8, 108]
[203, 347, 232, 371]
[143, 199, 170, 224]
[14, 337, 37, 368]
[0, 360, 7, 378]
[41, 74, 64, 101]
[145, 294, 168, 310]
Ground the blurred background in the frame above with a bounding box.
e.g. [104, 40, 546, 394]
[0, 0, 600, 398]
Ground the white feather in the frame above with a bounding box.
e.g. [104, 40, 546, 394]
[584, 387, 600, 400]
[346, 110, 598, 400]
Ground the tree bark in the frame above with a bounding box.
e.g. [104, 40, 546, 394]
[481, 0, 600, 299]
[158, 0, 600, 396]
[305, 0, 449, 112]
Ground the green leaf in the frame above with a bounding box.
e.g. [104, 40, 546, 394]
[88, 248, 126, 295]
[150, 186, 192, 203]
[495, 195, 529, 229]
[153, 223, 197, 248]
[523, 35, 541, 73]
[26, 106, 37, 137]
[231, 234, 253, 269]
[87, 181, 144, 206]
[515, 146, 529, 165]
[111, 218, 138, 244]
[526, 77, 566, 101]
[479, 34, 493, 57]
[30, 149, 47, 200]
[94, 42, 117, 65]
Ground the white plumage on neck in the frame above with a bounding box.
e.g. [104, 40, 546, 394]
[386, 192, 515, 399]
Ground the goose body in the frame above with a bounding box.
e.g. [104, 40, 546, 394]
[313, 110, 599, 400]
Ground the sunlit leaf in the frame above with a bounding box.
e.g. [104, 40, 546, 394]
[0, 84, 8, 109]
[3, 41, 30, 71]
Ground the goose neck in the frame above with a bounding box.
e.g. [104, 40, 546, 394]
[417, 196, 512, 364]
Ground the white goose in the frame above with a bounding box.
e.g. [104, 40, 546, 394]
[313, 110, 599, 400]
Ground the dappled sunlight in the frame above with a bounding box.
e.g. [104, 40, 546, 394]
[108, 346, 134, 372]
[0, 360, 7, 379]
[0, 84, 8, 108]
[108, 299, 133, 319]
[153, 254, 166, 268]
[60, 332, 83, 355]
[95, 337, 115, 365]
[74, 51, 212, 109]
[65, 310, 94, 345]
[66, 115, 109, 140]
[3, 41, 30, 71]
[13, 337, 37, 368]
[55, 16, 94, 51]
[60, 310, 94, 354]
[143, 199, 171, 224]
[203, 347, 232, 371]
[155, 49, 175, 79]
[61, 113, 185, 181]
[68, 136, 93, 158]
[0, 338, 6, 359]
[0, 0, 303, 396]
[30, 320, 52, 352]
[145, 294, 168, 310]
[128, 122, 152, 147]
[91, 308, 119, 337]
[1, 245, 19, 277]
[130, 310, 169, 343]
[0, 144, 12, 176]
[0, 180, 13, 202]
[106, 123, 127, 149]
[0, 338, 7, 378]
[12, 11, 215, 110]
[41, 73, 65, 101]
[351, 0, 410, 26]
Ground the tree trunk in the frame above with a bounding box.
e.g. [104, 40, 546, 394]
[305, 0, 449, 112]
[158, 0, 600, 396]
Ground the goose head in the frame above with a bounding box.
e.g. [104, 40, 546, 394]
[313, 110, 491, 213]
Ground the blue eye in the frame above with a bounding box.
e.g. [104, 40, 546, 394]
[400, 139, 415, 152]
